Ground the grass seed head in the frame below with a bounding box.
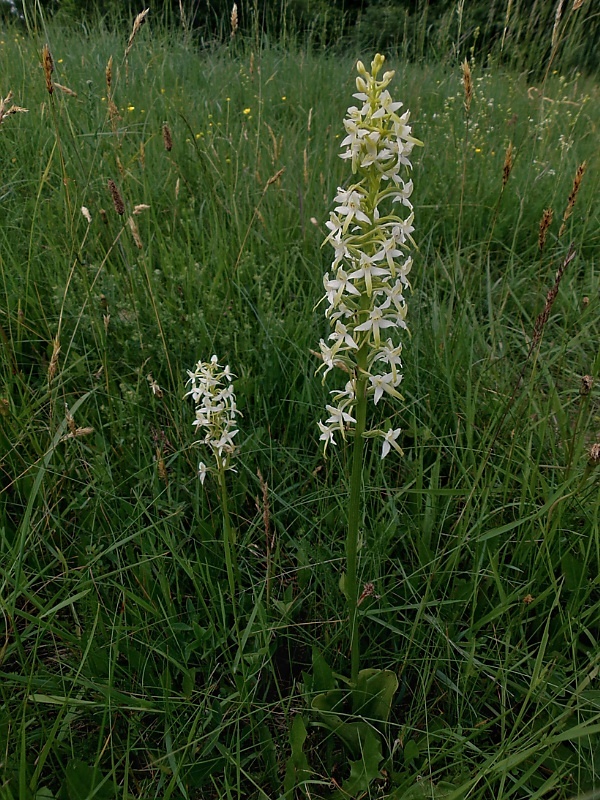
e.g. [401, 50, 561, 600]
[589, 442, 600, 467]
[48, 336, 60, 383]
[108, 180, 125, 215]
[462, 58, 473, 113]
[552, 0, 565, 50]
[162, 122, 173, 151]
[54, 83, 77, 97]
[126, 8, 149, 58]
[0, 91, 28, 125]
[230, 3, 238, 37]
[156, 447, 168, 484]
[502, 142, 514, 188]
[105, 56, 113, 95]
[580, 375, 594, 396]
[530, 245, 576, 354]
[65, 404, 77, 436]
[128, 216, 143, 248]
[559, 160, 587, 237]
[538, 207, 553, 251]
[42, 44, 54, 95]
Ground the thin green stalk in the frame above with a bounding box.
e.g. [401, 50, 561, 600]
[346, 356, 368, 686]
[218, 463, 240, 604]
[217, 463, 242, 671]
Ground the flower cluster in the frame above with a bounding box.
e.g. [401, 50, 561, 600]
[185, 356, 240, 483]
[317, 54, 422, 458]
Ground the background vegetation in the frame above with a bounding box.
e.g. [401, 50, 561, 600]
[2, 0, 600, 73]
[0, 1, 599, 798]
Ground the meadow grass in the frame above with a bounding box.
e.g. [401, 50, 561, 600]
[0, 12, 599, 800]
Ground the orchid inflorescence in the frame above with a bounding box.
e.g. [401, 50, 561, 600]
[317, 54, 422, 459]
[185, 355, 240, 483]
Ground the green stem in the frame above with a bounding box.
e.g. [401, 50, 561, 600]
[346, 357, 368, 685]
[217, 464, 241, 646]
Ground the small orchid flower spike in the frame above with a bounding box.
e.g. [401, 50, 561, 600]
[185, 356, 241, 481]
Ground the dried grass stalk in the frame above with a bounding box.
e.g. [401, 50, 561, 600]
[42, 44, 54, 95]
[108, 180, 125, 215]
[538, 207, 553, 251]
[256, 468, 273, 601]
[230, 3, 238, 37]
[559, 161, 587, 237]
[125, 8, 149, 58]
[529, 244, 576, 355]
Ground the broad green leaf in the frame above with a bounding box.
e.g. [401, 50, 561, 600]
[341, 726, 383, 797]
[352, 668, 398, 722]
[283, 715, 312, 795]
[311, 649, 336, 693]
[64, 760, 114, 800]
[403, 739, 420, 767]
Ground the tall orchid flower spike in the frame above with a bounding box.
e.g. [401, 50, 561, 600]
[185, 355, 241, 481]
[316, 53, 422, 459]
[314, 53, 422, 688]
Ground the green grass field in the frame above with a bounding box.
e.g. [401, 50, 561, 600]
[0, 8, 599, 799]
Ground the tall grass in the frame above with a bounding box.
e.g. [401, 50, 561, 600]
[0, 8, 598, 799]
